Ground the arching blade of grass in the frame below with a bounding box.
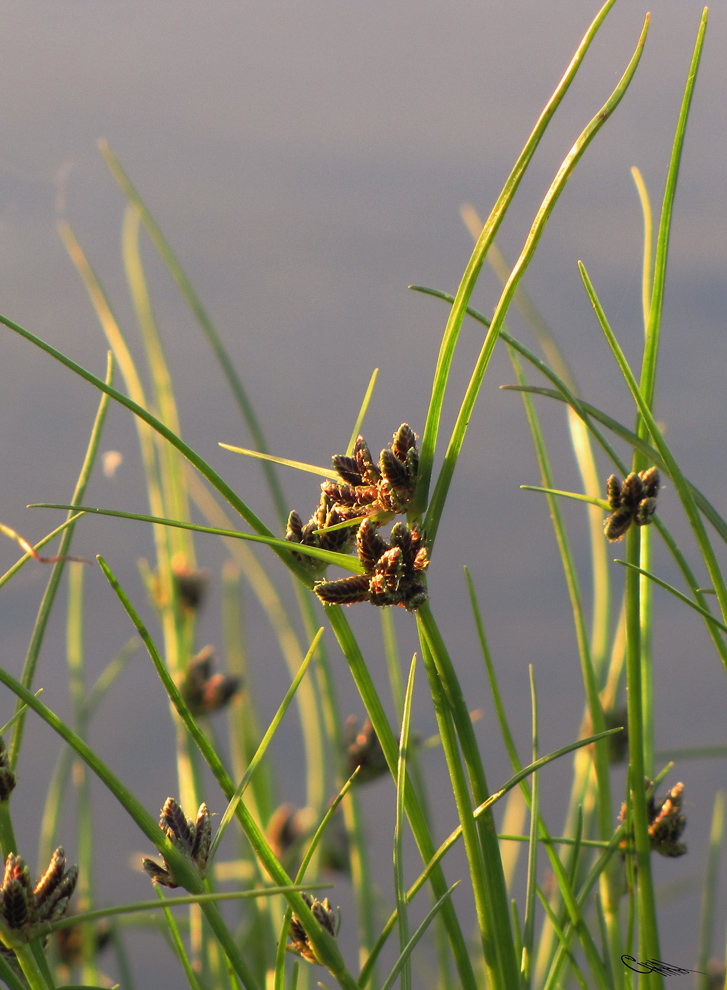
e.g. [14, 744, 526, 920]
[98, 139, 290, 527]
[0, 310, 317, 586]
[122, 204, 191, 539]
[416, 0, 623, 510]
[219, 445, 341, 482]
[424, 14, 649, 545]
[615, 560, 727, 634]
[8, 353, 113, 771]
[30, 503, 365, 574]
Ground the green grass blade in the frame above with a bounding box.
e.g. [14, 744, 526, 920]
[379, 883, 459, 990]
[8, 353, 113, 771]
[615, 560, 727, 634]
[98, 139, 290, 526]
[639, 8, 707, 413]
[416, 0, 622, 511]
[31, 502, 363, 574]
[346, 368, 379, 455]
[394, 654, 417, 990]
[520, 667, 540, 990]
[0, 309, 320, 586]
[423, 15, 648, 545]
[418, 602, 517, 989]
[209, 630, 321, 861]
[579, 263, 727, 636]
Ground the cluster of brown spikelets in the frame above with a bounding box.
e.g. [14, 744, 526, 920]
[603, 467, 659, 542]
[286, 424, 430, 611]
[142, 797, 211, 888]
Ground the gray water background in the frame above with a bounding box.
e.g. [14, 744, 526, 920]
[1, 2, 726, 985]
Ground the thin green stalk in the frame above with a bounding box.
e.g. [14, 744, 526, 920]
[520, 667, 540, 990]
[66, 561, 99, 985]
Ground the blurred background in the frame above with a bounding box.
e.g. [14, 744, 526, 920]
[1, 2, 726, 985]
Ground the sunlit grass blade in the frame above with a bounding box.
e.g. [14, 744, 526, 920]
[30, 503, 364, 574]
[378, 883, 459, 990]
[346, 367, 378, 455]
[209, 630, 322, 861]
[520, 486, 609, 511]
[219, 444, 341, 481]
[423, 14, 648, 545]
[615, 560, 727, 634]
[394, 654, 417, 990]
[153, 886, 204, 990]
[8, 353, 113, 771]
[418, 602, 517, 990]
[579, 262, 727, 634]
[122, 203, 194, 568]
[0, 309, 319, 585]
[416, 0, 623, 511]
[520, 667, 540, 990]
[98, 139, 290, 526]
[639, 8, 708, 415]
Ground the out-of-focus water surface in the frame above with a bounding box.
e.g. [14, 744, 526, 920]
[1, 3, 726, 985]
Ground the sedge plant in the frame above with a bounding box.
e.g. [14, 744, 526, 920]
[0, 4, 725, 989]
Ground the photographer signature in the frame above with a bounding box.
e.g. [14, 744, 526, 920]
[621, 955, 709, 977]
